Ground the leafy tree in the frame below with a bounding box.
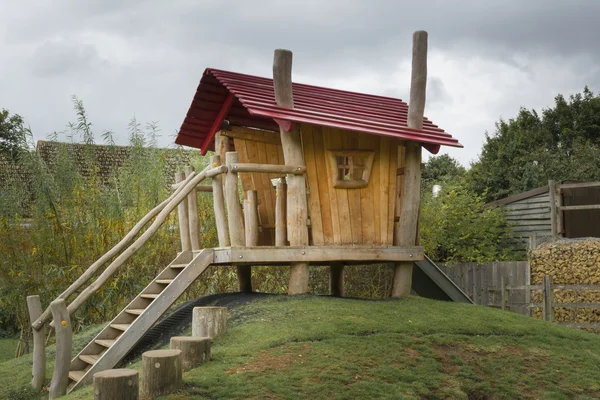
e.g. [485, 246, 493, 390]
[0, 109, 27, 160]
[467, 87, 600, 202]
[421, 179, 521, 264]
[422, 154, 465, 186]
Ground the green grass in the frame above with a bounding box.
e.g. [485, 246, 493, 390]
[3, 296, 600, 399]
[0, 338, 19, 362]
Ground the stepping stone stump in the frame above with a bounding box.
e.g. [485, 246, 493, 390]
[170, 336, 211, 371]
[142, 349, 182, 399]
[192, 306, 227, 338]
[93, 369, 139, 400]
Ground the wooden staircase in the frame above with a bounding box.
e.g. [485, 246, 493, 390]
[66, 248, 214, 392]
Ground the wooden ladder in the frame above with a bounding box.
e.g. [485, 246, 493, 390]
[66, 248, 214, 393]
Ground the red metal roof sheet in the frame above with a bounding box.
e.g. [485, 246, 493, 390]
[176, 68, 463, 154]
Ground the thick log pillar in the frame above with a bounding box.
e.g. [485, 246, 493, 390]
[273, 49, 310, 295]
[392, 31, 427, 297]
[93, 369, 139, 400]
[27, 295, 46, 391]
[49, 299, 72, 400]
[329, 263, 345, 297]
[170, 337, 211, 371]
[185, 165, 201, 251]
[192, 306, 228, 338]
[142, 350, 182, 399]
[275, 180, 287, 246]
[175, 171, 191, 252]
[211, 155, 230, 247]
[244, 190, 259, 246]
[225, 152, 252, 293]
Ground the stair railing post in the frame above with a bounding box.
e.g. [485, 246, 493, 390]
[245, 190, 259, 246]
[542, 275, 553, 322]
[185, 166, 201, 251]
[175, 171, 191, 252]
[225, 152, 252, 293]
[211, 155, 230, 247]
[49, 299, 72, 399]
[26, 295, 46, 390]
[275, 179, 287, 247]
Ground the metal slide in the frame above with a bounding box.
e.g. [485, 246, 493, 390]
[412, 255, 474, 304]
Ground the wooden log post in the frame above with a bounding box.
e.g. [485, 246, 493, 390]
[192, 306, 228, 338]
[275, 180, 287, 247]
[542, 275, 553, 322]
[26, 295, 45, 390]
[273, 49, 310, 295]
[392, 31, 427, 298]
[225, 152, 252, 293]
[142, 350, 182, 399]
[211, 155, 230, 247]
[329, 263, 344, 297]
[169, 337, 211, 371]
[245, 190, 259, 246]
[549, 180, 557, 242]
[93, 369, 139, 400]
[175, 171, 191, 252]
[185, 166, 201, 251]
[49, 299, 72, 400]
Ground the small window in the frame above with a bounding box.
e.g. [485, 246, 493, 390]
[327, 150, 375, 189]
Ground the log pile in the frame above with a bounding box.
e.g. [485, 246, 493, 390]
[530, 239, 600, 327]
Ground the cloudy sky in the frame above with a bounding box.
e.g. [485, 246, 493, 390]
[1, 0, 599, 166]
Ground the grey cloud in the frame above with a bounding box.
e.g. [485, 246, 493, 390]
[31, 39, 108, 77]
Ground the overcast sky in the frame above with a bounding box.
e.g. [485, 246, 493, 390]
[1, 0, 599, 166]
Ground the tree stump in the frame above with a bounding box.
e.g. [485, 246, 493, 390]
[141, 350, 182, 399]
[93, 369, 138, 400]
[192, 307, 227, 338]
[169, 337, 211, 371]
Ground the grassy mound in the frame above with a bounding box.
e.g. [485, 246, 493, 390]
[4, 295, 600, 399]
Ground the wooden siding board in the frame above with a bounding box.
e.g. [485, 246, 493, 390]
[302, 125, 325, 245]
[359, 133, 376, 245]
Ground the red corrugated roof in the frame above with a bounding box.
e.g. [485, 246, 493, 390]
[175, 68, 462, 154]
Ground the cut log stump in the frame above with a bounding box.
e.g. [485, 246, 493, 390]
[192, 307, 227, 338]
[169, 336, 211, 371]
[93, 369, 138, 400]
[141, 349, 182, 399]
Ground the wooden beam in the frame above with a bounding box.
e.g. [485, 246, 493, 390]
[200, 93, 234, 156]
[231, 163, 306, 175]
[212, 246, 424, 265]
[211, 155, 230, 247]
[560, 204, 600, 211]
[549, 180, 558, 242]
[225, 152, 252, 293]
[244, 190, 260, 246]
[185, 166, 200, 251]
[273, 48, 310, 295]
[275, 180, 287, 246]
[557, 181, 600, 189]
[176, 172, 192, 252]
[221, 126, 281, 145]
[393, 31, 427, 297]
[26, 295, 45, 390]
[49, 300, 72, 399]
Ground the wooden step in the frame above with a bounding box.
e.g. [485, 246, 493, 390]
[79, 354, 100, 365]
[68, 370, 86, 382]
[156, 279, 173, 285]
[110, 324, 130, 332]
[95, 339, 116, 348]
[140, 293, 159, 299]
[170, 263, 187, 269]
[125, 308, 145, 315]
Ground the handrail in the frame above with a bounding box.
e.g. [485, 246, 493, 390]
[41, 165, 227, 329]
[31, 171, 197, 330]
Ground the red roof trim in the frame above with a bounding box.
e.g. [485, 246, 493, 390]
[175, 68, 463, 153]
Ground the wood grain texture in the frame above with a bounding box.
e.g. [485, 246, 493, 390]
[275, 180, 287, 246]
[245, 190, 259, 246]
[26, 295, 45, 390]
[185, 166, 201, 251]
[175, 172, 192, 252]
[49, 300, 72, 399]
[211, 155, 230, 247]
[142, 350, 182, 399]
[93, 369, 139, 400]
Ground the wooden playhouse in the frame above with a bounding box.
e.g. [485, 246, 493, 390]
[26, 32, 468, 395]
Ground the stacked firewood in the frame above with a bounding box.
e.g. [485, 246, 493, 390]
[530, 240, 600, 326]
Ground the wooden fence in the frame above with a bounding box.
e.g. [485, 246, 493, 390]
[439, 261, 530, 315]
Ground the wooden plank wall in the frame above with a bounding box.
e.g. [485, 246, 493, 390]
[439, 261, 530, 315]
[562, 186, 600, 238]
[301, 124, 401, 246]
[503, 192, 552, 241]
[231, 129, 285, 245]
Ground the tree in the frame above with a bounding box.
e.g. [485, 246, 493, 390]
[0, 109, 27, 160]
[467, 87, 600, 202]
[422, 154, 466, 184]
